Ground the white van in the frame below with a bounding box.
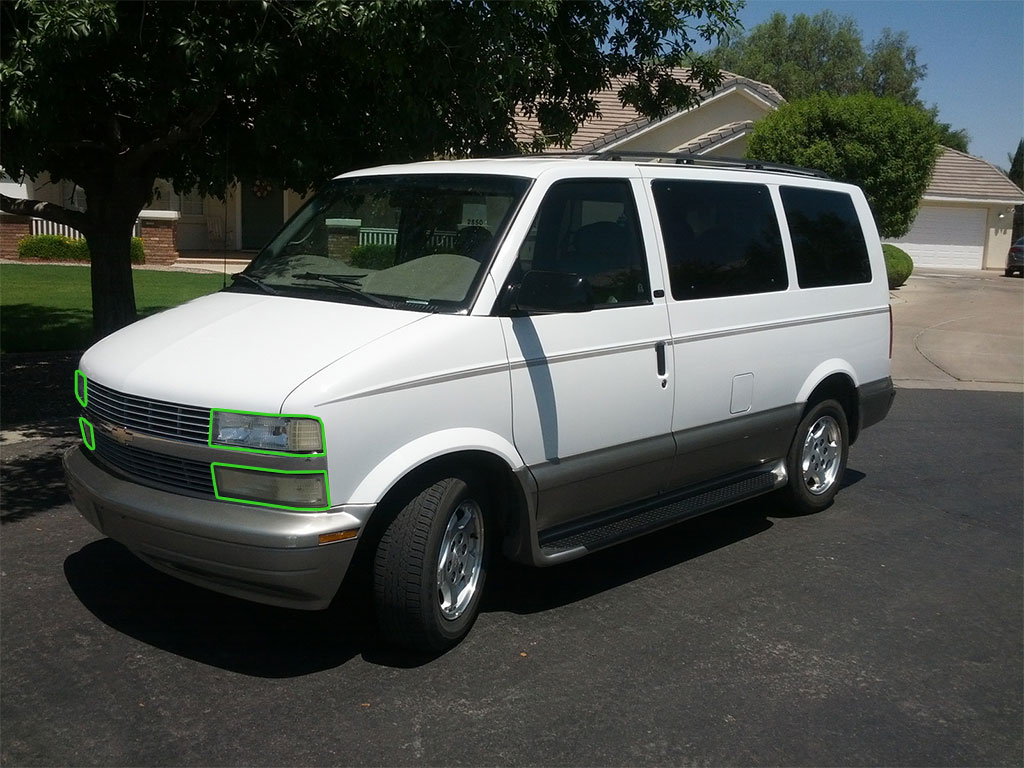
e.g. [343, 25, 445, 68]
[65, 155, 894, 651]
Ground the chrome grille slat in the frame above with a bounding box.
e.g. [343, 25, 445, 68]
[85, 380, 215, 497]
[86, 381, 211, 445]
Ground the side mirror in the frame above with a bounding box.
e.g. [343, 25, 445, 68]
[514, 270, 594, 314]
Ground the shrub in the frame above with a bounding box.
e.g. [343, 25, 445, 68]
[349, 243, 396, 270]
[17, 234, 146, 264]
[882, 243, 914, 289]
[747, 94, 940, 238]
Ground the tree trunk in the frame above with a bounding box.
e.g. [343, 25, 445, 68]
[84, 216, 139, 339]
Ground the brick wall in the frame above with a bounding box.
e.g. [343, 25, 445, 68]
[139, 219, 179, 265]
[0, 214, 31, 259]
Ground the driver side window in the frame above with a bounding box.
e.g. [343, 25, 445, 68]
[513, 179, 650, 307]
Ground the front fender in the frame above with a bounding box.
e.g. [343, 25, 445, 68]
[348, 428, 526, 504]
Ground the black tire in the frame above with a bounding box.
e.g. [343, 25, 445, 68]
[779, 399, 849, 514]
[373, 474, 489, 652]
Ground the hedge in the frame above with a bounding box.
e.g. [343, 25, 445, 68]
[17, 234, 145, 264]
[349, 243, 396, 270]
[882, 244, 914, 289]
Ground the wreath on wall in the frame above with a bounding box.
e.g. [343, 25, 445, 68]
[251, 179, 272, 199]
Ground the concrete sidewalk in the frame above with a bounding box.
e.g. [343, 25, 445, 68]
[891, 269, 1023, 392]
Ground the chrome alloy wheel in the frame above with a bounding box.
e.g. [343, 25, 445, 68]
[801, 415, 843, 495]
[436, 499, 484, 621]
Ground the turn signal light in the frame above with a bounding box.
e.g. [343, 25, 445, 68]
[318, 530, 358, 545]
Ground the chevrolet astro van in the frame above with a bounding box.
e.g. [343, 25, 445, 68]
[65, 154, 895, 651]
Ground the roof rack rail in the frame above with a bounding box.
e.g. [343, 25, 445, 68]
[597, 151, 829, 179]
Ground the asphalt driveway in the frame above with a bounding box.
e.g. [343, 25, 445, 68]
[0, 268, 1021, 767]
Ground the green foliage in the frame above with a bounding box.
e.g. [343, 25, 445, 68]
[747, 94, 940, 238]
[0, 0, 740, 336]
[1009, 139, 1023, 189]
[882, 244, 914, 289]
[17, 234, 145, 263]
[349, 243, 396, 270]
[714, 11, 968, 152]
[715, 11, 866, 101]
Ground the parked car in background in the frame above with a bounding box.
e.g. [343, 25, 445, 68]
[65, 154, 895, 652]
[1006, 238, 1023, 277]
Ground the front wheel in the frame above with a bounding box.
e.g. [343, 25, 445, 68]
[373, 474, 489, 652]
[779, 399, 849, 514]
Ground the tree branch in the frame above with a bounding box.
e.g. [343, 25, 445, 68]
[0, 194, 90, 232]
[122, 99, 221, 170]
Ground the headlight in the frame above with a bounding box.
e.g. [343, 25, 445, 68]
[210, 410, 324, 455]
[212, 463, 330, 511]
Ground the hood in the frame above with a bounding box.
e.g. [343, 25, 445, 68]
[80, 291, 428, 412]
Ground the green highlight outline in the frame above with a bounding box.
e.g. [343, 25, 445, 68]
[210, 462, 331, 512]
[79, 417, 95, 451]
[74, 370, 88, 408]
[208, 408, 326, 457]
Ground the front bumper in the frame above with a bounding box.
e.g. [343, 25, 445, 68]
[64, 446, 374, 610]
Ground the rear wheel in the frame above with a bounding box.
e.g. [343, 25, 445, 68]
[373, 474, 489, 652]
[779, 399, 849, 514]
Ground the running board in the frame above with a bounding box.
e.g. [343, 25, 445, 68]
[537, 463, 787, 559]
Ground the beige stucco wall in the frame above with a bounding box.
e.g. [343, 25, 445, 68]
[611, 88, 772, 154]
[986, 205, 1017, 270]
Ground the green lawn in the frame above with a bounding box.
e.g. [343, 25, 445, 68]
[0, 264, 228, 353]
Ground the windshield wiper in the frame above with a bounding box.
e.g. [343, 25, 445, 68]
[291, 272, 392, 308]
[231, 272, 279, 295]
[292, 271, 366, 284]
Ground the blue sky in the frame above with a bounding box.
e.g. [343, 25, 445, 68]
[700, 0, 1023, 169]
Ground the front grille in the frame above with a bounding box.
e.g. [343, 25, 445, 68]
[86, 380, 210, 444]
[94, 432, 215, 496]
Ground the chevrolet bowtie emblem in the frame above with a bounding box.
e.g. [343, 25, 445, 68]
[109, 426, 134, 445]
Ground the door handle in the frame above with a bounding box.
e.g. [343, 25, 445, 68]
[655, 341, 667, 377]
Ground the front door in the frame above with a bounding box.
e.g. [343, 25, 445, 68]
[241, 182, 284, 250]
[500, 178, 674, 531]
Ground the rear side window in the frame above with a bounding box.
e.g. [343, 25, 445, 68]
[651, 180, 787, 300]
[780, 187, 872, 288]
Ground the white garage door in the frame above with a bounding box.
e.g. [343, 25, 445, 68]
[891, 205, 986, 269]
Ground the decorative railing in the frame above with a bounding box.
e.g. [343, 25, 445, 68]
[357, 227, 458, 250]
[29, 218, 142, 239]
[31, 219, 83, 239]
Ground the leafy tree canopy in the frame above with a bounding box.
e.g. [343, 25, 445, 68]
[1008, 139, 1024, 189]
[714, 10, 969, 152]
[747, 93, 941, 239]
[0, 0, 741, 336]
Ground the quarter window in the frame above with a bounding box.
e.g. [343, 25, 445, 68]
[651, 180, 787, 300]
[513, 179, 650, 307]
[780, 187, 872, 287]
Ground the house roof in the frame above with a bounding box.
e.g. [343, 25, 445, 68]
[925, 147, 1024, 204]
[516, 69, 783, 153]
[672, 120, 755, 155]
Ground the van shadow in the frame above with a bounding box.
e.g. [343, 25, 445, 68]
[63, 539, 375, 677]
[482, 495, 775, 615]
[64, 474, 861, 675]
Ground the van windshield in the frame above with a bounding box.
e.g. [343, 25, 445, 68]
[232, 174, 531, 313]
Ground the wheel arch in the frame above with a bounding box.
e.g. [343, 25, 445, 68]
[798, 365, 861, 444]
[351, 430, 531, 556]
